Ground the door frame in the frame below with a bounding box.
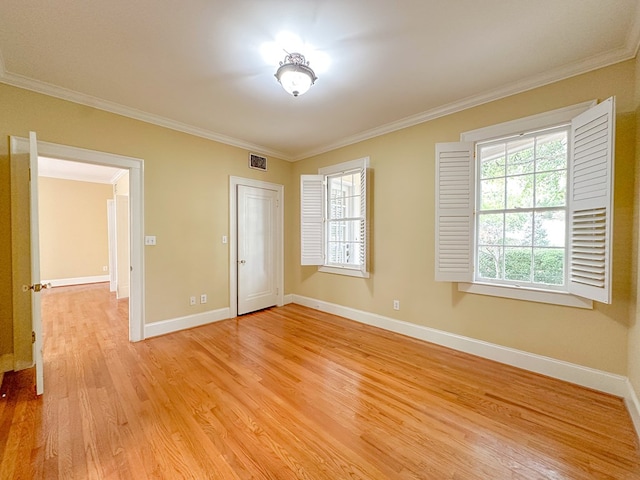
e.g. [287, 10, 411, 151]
[229, 176, 284, 318]
[12, 136, 145, 342]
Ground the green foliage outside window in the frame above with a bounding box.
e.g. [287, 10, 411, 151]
[477, 128, 567, 287]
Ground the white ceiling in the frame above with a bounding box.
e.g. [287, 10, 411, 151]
[1, 1, 639, 161]
[39, 156, 125, 184]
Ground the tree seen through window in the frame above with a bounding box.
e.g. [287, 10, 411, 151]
[477, 127, 568, 287]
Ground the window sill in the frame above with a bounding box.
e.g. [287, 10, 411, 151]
[458, 282, 592, 309]
[319, 266, 370, 278]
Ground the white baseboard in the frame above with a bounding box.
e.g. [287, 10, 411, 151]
[144, 307, 230, 339]
[43, 275, 110, 287]
[117, 284, 130, 299]
[283, 294, 294, 305]
[625, 379, 640, 437]
[292, 294, 629, 398]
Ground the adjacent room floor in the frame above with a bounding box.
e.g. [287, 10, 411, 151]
[1, 283, 640, 479]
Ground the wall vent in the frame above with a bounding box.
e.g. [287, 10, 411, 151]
[249, 153, 267, 171]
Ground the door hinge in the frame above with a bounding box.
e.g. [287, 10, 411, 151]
[32, 331, 35, 344]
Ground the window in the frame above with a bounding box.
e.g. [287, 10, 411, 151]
[476, 126, 568, 290]
[435, 98, 615, 307]
[301, 157, 369, 278]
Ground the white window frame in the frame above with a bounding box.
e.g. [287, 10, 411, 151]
[301, 157, 370, 278]
[474, 124, 570, 292]
[435, 99, 615, 308]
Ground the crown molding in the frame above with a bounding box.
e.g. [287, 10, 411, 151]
[294, 44, 637, 161]
[0, 68, 291, 161]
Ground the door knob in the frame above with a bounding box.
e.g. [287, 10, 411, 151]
[23, 283, 51, 293]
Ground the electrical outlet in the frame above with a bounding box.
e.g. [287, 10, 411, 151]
[393, 300, 400, 311]
[102, 266, 108, 272]
[190, 296, 196, 306]
[200, 294, 207, 304]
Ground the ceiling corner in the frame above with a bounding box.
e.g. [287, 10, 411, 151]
[630, 3, 640, 58]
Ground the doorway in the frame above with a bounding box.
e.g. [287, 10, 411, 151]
[24, 137, 144, 341]
[229, 177, 284, 317]
[38, 157, 128, 294]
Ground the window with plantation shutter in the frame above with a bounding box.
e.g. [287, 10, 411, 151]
[435, 98, 615, 307]
[300, 157, 370, 278]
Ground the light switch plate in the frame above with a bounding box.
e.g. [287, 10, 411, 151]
[145, 235, 157, 246]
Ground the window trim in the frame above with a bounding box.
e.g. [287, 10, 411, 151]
[460, 101, 596, 143]
[463, 103, 594, 307]
[437, 99, 615, 308]
[301, 157, 370, 278]
[319, 265, 369, 278]
[459, 282, 593, 309]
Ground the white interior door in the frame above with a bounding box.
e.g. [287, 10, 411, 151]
[237, 185, 279, 315]
[10, 132, 44, 395]
[29, 132, 44, 395]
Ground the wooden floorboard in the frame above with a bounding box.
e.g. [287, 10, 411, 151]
[1, 283, 639, 479]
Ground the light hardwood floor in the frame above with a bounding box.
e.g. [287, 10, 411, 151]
[1, 283, 640, 479]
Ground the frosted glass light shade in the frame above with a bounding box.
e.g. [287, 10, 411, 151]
[274, 54, 317, 97]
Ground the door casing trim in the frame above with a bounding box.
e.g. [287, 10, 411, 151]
[12, 136, 145, 342]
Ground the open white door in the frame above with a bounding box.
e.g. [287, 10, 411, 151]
[28, 132, 44, 395]
[10, 132, 44, 395]
[237, 185, 279, 315]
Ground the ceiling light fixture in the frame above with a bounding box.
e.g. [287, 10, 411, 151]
[274, 52, 317, 97]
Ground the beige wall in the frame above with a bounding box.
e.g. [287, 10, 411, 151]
[0, 141, 13, 359]
[9, 149, 32, 370]
[0, 82, 293, 361]
[629, 54, 640, 395]
[291, 60, 637, 375]
[115, 171, 129, 196]
[38, 177, 112, 281]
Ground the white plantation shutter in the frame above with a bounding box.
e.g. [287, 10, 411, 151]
[300, 174, 325, 265]
[358, 165, 368, 274]
[568, 97, 615, 304]
[435, 142, 474, 282]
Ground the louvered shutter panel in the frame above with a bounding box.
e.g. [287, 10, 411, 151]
[435, 142, 474, 282]
[301, 174, 325, 265]
[358, 165, 368, 274]
[568, 97, 615, 304]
